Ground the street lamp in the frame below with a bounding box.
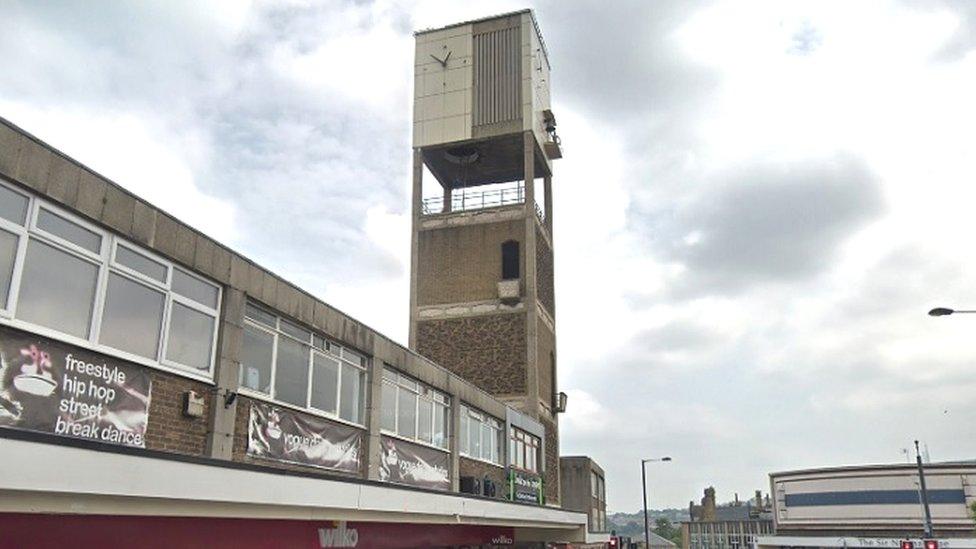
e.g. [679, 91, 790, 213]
[928, 307, 976, 317]
[914, 440, 935, 539]
[642, 457, 672, 549]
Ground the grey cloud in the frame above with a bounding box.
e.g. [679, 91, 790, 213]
[536, 1, 719, 155]
[0, 0, 412, 284]
[629, 321, 723, 357]
[653, 154, 885, 298]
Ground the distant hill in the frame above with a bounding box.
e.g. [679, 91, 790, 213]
[608, 509, 690, 538]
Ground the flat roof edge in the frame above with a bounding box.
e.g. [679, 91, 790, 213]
[413, 9, 532, 35]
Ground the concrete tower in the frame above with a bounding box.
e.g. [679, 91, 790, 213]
[408, 10, 564, 503]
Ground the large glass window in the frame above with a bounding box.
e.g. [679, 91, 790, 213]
[0, 181, 222, 377]
[165, 301, 216, 370]
[0, 185, 29, 224]
[380, 382, 396, 432]
[99, 272, 165, 359]
[0, 229, 17, 309]
[339, 362, 363, 424]
[18, 239, 99, 338]
[460, 404, 503, 465]
[310, 353, 340, 414]
[240, 301, 368, 426]
[380, 366, 450, 449]
[241, 324, 274, 393]
[509, 427, 541, 473]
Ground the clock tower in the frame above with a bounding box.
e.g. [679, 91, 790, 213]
[409, 10, 564, 504]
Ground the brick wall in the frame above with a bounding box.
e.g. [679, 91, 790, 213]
[415, 313, 526, 395]
[144, 370, 212, 456]
[459, 456, 506, 499]
[536, 228, 554, 318]
[417, 220, 524, 306]
[540, 415, 560, 504]
[536, 319, 555, 409]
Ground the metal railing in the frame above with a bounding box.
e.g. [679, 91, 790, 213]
[422, 183, 525, 215]
[421, 183, 547, 224]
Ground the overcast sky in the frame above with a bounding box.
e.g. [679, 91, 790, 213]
[3, 0, 976, 513]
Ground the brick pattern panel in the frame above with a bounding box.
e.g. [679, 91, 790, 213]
[540, 415, 560, 504]
[536, 228, 555, 317]
[144, 371, 211, 456]
[459, 456, 507, 499]
[231, 396, 367, 478]
[416, 314, 526, 395]
[537, 319, 555, 409]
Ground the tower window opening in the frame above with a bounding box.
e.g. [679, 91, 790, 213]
[501, 240, 520, 280]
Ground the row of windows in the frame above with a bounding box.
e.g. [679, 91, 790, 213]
[459, 404, 503, 465]
[381, 367, 450, 449]
[241, 302, 367, 425]
[0, 183, 543, 469]
[591, 470, 606, 532]
[509, 427, 541, 473]
[0, 181, 221, 376]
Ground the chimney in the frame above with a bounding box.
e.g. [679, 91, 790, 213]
[734, 493, 740, 506]
[755, 490, 763, 510]
[702, 487, 717, 522]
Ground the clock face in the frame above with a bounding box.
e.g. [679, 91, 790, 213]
[430, 44, 452, 69]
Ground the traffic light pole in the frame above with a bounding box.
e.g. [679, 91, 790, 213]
[915, 440, 934, 539]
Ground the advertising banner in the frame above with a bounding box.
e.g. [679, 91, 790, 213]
[509, 469, 543, 504]
[247, 401, 363, 473]
[0, 324, 152, 448]
[379, 436, 450, 491]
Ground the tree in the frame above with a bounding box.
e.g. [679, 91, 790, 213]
[652, 517, 683, 546]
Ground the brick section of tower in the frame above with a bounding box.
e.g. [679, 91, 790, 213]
[536, 227, 555, 318]
[536, 318, 555, 409]
[540, 416, 560, 504]
[415, 314, 527, 395]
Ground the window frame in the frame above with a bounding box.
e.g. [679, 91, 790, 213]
[459, 403, 504, 466]
[509, 427, 541, 473]
[0, 180, 222, 382]
[501, 239, 520, 280]
[238, 302, 369, 428]
[380, 366, 451, 451]
[0, 184, 33, 318]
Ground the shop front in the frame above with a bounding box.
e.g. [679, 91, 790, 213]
[0, 514, 521, 549]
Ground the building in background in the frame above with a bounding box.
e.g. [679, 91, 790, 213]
[560, 456, 611, 545]
[757, 461, 976, 549]
[681, 488, 773, 549]
[409, 8, 566, 507]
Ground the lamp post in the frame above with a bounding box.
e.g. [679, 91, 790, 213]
[928, 307, 976, 317]
[914, 440, 935, 539]
[642, 457, 672, 549]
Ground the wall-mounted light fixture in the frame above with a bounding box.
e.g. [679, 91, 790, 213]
[554, 391, 568, 414]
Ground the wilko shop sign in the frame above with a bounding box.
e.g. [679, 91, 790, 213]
[318, 521, 358, 548]
[247, 401, 363, 473]
[509, 469, 544, 504]
[0, 324, 151, 448]
[492, 533, 515, 545]
[0, 514, 518, 549]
